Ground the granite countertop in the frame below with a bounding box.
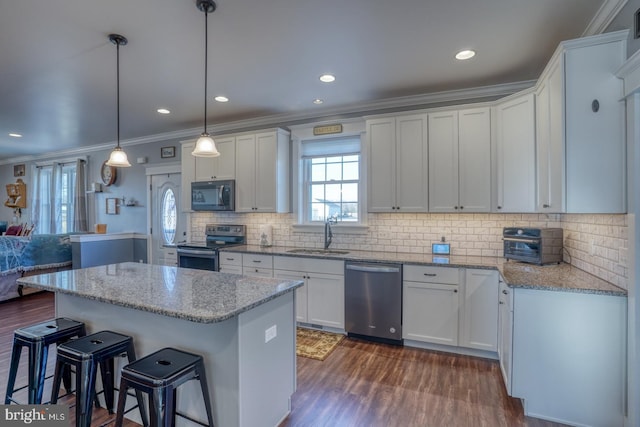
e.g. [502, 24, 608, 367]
[17, 262, 303, 323]
[220, 245, 627, 297]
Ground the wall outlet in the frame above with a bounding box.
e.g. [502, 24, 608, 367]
[265, 325, 277, 343]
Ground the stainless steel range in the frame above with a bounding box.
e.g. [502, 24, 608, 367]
[177, 224, 246, 271]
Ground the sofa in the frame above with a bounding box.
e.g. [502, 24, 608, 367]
[0, 233, 73, 301]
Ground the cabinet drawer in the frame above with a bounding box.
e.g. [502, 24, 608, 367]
[243, 266, 273, 278]
[219, 252, 242, 266]
[242, 254, 273, 268]
[273, 256, 343, 275]
[403, 265, 459, 284]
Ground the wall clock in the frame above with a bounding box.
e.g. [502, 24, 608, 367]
[101, 161, 117, 186]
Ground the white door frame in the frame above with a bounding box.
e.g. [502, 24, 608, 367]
[144, 162, 187, 263]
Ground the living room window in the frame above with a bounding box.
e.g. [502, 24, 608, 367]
[300, 136, 362, 224]
[32, 159, 86, 234]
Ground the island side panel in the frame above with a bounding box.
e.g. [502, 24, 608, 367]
[55, 293, 241, 427]
[238, 291, 296, 427]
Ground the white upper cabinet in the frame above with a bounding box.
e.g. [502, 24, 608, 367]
[235, 129, 290, 213]
[494, 92, 536, 212]
[536, 31, 627, 213]
[429, 107, 491, 212]
[194, 136, 236, 181]
[366, 113, 428, 212]
[180, 141, 196, 212]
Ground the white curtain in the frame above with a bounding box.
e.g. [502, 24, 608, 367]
[73, 159, 88, 232]
[49, 162, 63, 233]
[30, 167, 41, 229]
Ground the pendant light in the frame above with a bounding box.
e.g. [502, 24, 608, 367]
[192, 0, 220, 157]
[106, 34, 131, 167]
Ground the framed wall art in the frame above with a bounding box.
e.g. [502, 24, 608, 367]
[106, 197, 119, 215]
[161, 146, 175, 158]
[13, 164, 25, 177]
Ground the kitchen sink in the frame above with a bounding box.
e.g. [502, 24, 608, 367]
[286, 248, 350, 255]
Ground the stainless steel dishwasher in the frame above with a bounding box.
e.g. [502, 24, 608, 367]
[345, 262, 402, 344]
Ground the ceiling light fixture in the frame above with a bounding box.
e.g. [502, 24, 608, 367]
[455, 49, 476, 60]
[157, 108, 171, 114]
[319, 74, 336, 83]
[8, 133, 22, 138]
[192, 0, 220, 158]
[313, 99, 323, 105]
[105, 34, 131, 167]
[214, 95, 229, 103]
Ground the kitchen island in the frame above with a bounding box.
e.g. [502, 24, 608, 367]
[17, 262, 303, 427]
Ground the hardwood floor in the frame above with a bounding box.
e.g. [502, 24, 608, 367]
[282, 339, 566, 427]
[1, 292, 564, 427]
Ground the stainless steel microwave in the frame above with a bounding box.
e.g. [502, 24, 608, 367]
[191, 180, 235, 211]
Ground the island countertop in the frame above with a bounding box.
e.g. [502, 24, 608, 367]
[17, 262, 303, 323]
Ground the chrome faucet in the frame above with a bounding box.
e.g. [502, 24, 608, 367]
[324, 217, 337, 249]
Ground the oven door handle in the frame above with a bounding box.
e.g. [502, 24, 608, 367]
[503, 237, 539, 244]
[177, 248, 216, 256]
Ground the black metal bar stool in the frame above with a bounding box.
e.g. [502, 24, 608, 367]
[4, 317, 86, 405]
[115, 347, 214, 427]
[50, 330, 148, 427]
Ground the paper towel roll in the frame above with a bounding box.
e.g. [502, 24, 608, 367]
[259, 224, 273, 247]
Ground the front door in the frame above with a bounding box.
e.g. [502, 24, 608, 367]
[150, 173, 186, 266]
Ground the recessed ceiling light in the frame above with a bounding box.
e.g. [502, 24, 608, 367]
[455, 50, 476, 60]
[319, 74, 336, 83]
[313, 99, 324, 105]
[8, 133, 22, 138]
[214, 96, 229, 103]
[157, 108, 171, 114]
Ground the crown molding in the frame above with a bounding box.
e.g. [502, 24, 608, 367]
[0, 80, 534, 166]
[582, 0, 629, 36]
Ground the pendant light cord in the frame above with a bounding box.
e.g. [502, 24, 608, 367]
[203, 10, 208, 135]
[116, 40, 121, 149]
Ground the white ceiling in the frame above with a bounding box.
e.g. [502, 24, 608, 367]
[0, 0, 612, 161]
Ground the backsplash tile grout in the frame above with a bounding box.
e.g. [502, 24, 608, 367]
[191, 212, 628, 290]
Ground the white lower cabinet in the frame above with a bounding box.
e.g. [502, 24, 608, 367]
[498, 276, 513, 395]
[402, 265, 460, 346]
[510, 288, 626, 427]
[403, 266, 498, 353]
[459, 269, 499, 351]
[218, 252, 243, 275]
[242, 253, 273, 278]
[273, 256, 344, 330]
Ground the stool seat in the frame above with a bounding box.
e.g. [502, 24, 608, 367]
[52, 330, 147, 427]
[123, 348, 204, 386]
[116, 347, 214, 427]
[4, 317, 85, 405]
[57, 330, 132, 361]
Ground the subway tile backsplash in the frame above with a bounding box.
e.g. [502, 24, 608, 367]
[191, 212, 628, 290]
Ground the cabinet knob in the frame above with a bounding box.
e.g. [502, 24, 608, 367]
[497, 206, 502, 210]
[499, 301, 504, 305]
[453, 289, 458, 293]
[396, 206, 400, 210]
[460, 206, 464, 210]
[502, 290, 508, 295]
[454, 206, 459, 210]
[543, 204, 550, 208]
